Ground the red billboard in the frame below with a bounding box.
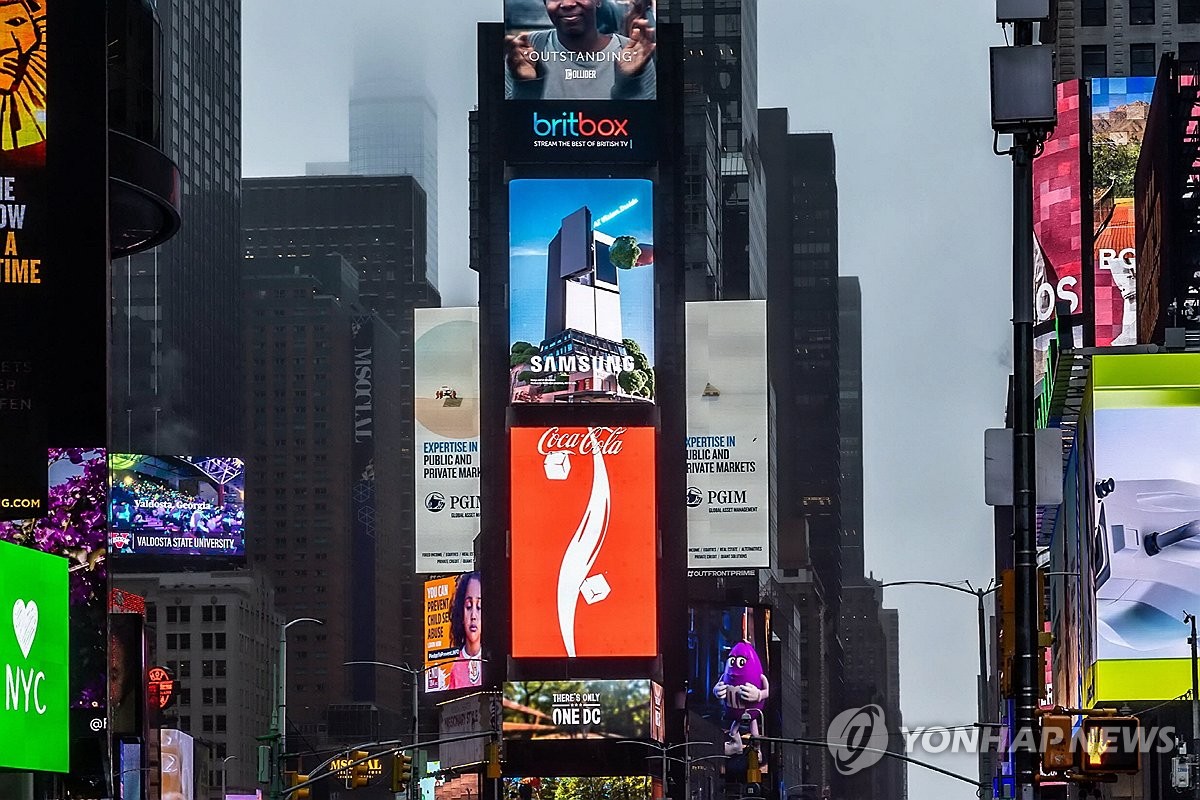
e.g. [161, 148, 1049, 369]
[510, 426, 657, 658]
[1034, 80, 1087, 325]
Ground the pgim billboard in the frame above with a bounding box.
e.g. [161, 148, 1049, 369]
[510, 426, 657, 658]
[509, 179, 654, 405]
[685, 301, 768, 569]
[504, 0, 656, 101]
[415, 308, 481, 573]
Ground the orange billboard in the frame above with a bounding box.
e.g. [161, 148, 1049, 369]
[510, 426, 657, 658]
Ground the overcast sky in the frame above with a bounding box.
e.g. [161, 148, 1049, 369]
[243, 1, 1014, 796]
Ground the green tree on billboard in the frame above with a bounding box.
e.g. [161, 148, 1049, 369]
[618, 339, 654, 400]
[1093, 140, 1140, 199]
[541, 777, 651, 800]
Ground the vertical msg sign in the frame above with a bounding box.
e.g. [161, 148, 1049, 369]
[0, 0, 48, 519]
[0, 540, 69, 772]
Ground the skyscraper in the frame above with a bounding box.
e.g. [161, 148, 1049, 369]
[1044, 0, 1200, 79]
[658, 0, 763, 300]
[112, 0, 242, 455]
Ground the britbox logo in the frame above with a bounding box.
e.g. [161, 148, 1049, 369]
[533, 111, 630, 138]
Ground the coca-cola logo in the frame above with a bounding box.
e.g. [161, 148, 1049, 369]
[536, 427, 626, 457]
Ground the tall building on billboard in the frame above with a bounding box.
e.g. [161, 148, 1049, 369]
[1043, 0, 1200, 80]
[759, 111, 845, 796]
[113, 570, 280, 796]
[112, 0, 242, 455]
[658, 0, 763, 300]
[241, 254, 416, 747]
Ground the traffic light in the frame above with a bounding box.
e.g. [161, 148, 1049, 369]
[350, 750, 371, 789]
[392, 752, 413, 792]
[485, 740, 502, 779]
[1080, 717, 1141, 775]
[287, 771, 312, 800]
[1040, 714, 1074, 772]
[746, 745, 762, 783]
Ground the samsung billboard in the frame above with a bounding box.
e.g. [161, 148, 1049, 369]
[685, 301, 768, 569]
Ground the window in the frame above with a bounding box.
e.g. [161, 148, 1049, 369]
[1130, 43, 1156, 76]
[1181, 42, 1200, 64]
[1183, 0, 1200, 24]
[1081, 0, 1106, 25]
[1129, 0, 1154, 23]
[1081, 45, 1107, 78]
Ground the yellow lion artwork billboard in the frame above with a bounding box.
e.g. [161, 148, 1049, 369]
[0, 0, 46, 165]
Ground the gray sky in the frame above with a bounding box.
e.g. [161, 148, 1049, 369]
[243, 1, 1014, 795]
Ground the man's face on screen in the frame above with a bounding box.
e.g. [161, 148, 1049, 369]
[545, 0, 600, 39]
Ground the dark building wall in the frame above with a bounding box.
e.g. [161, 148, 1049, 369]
[1046, 0, 1200, 80]
[112, 0, 242, 455]
[838, 277, 864, 579]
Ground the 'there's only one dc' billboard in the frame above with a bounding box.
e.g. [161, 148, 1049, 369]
[509, 179, 655, 405]
[415, 307, 481, 573]
[1088, 353, 1200, 700]
[510, 427, 657, 658]
[108, 455, 245, 557]
[686, 301, 768, 569]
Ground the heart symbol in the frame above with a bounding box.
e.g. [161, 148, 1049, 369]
[12, 599, 37, 659]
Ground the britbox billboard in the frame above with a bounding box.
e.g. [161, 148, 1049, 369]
[415, 307, 481, 573]
[1091, 77, 1155, 347]
[108, 455, 245, 557]
[509, 179, 655, 405]
[504, 0, 656, 101]
[685, 301, 768, 569]
[510, 426, 657, 658]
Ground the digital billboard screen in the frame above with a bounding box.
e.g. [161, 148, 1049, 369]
[510, 179, 654, 405]
[685, 301, 768, 568]
[1091, 77, 1155, 347]
[504, 0, 656, 101]
[108, 454, 245, 557]
[510, 426, 657, 658]
[424, 573, 483, 693]
[1089, 353, 1200, 699]
[415, 308, 481, 573]
[503, 680, 652, 739]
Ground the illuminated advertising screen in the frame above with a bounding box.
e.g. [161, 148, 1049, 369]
[424, 573, 483, 693]
[510, 427, 657, 658]
[1088, 354, 1200, 700]
[685, 301, 768, 568]
[415, 308, 481, 573]
[509, 179, 654, 405]
[108, 454, 245, 557]
[1091, 77, 1155, 347]
[160, 728, 195, 800]
[687, 605, 775, 757]
[0, 0, 49, 520]
[504, 0, 656, 101]
[0, 539, 68, 772]
[503, 680, 652, 739]
[503, 777, 651, 800]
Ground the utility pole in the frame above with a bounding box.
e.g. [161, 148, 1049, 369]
[1187, 612, 1200, 798]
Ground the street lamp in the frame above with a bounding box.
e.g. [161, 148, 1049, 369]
[221, 754, 239, 800]
[618, 740, 721, 800]
[270, 617, 323, 800]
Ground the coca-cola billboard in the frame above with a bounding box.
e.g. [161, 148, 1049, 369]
[510, 426, 657, 658]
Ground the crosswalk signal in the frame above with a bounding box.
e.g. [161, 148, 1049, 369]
[485, 740, 502, 779]
[746, 745, 762, 783]
[1080, 717, 1141, 775]
[392, 752, 414, 792]
[1040, 714, 1074, 772]
[287, 772, 312, 800]
[350, 750, 372, 789]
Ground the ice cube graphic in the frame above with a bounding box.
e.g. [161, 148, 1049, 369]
[580, 574, 611, 605]
[544, 451, 572, 480]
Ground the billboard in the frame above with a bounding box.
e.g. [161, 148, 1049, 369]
[160, 728, 195, 800]
[685, 301, 768, 568]
[108, 454, 245, 557]
[687, 605, 776, 759]
[1091, 77, 1155, 347]
[0, 539, 68, 772]
[509, 179, 655, 405]
[503, 680, 652, 739]
[510, 427, 657, 658]
[502, 777, 652, 800]
[1088, 354, 1200, 700]
[424, 574, 483, 693]
[439, 693, 499, 770]
[504, 0, 656, 101]
[415, 308, 481, 573]
[0, 0, 49, 520]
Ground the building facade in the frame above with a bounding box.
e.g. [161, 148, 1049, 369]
[1046, 0, 1200, 79]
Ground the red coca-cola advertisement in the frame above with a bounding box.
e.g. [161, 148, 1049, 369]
[510, 426, 657, 658]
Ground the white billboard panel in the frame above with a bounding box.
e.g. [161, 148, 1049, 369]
[415, 308, 481, 573]
[686, 301, 769, 569]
